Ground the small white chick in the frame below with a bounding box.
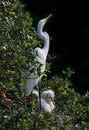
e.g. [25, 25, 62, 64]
[41, 90, 55, 111]
[32, 89, 55, 113]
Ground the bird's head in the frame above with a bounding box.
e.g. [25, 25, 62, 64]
[41, 90, 54, 103]
[43, 14, 53, 23]
[38, 14, 53, 29]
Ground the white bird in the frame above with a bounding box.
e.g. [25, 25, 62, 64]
[21, 14, 52, 98]
[32, 89, 55, 113]
[41, 90, 55, 111]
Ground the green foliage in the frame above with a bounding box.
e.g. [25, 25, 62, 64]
[0, 66, 89, 129]
[48, 68, 89, 129]
[0, 0, 89, 129]
[0, 0, 39, 90]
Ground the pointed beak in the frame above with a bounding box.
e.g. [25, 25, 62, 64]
[44, 14, 53, 22]
[51, 97, 54, 103]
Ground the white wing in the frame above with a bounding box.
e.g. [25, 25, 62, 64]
[40, 98, 52, 112]
[21, 48, 46, 96]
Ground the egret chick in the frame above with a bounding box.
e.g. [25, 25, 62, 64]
[32, 89, 55, 113]
[41, 90, 55, 111]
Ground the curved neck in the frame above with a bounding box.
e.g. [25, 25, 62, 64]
[37, 26, 50, 57]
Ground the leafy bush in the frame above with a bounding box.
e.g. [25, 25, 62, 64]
[0, 0, 40, 91]
[0, 0, 89, 130]
[48, 68, 89, 129]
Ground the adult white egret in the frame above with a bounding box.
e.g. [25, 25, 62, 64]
[21, 14, 52, 98]
[32, 89, 55, 113]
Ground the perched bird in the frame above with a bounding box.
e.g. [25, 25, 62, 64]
[21, 14, 52, 98]
[41, 90, 55, 111]
[32, 89, 55, 113]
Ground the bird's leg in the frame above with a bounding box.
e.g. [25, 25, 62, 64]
[24, 95, 27, 110]
[37, 84, 41, 113]
[39, 85, 41, 113]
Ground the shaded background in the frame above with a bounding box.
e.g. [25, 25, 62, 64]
[23, 0, 89, 93]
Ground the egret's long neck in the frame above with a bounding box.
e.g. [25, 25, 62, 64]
[43, 33, 49, 56]
[37, 25, 50, 57]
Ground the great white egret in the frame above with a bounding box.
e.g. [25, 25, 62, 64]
[21, 14, 52, 98]
[32, 89, 55, 113]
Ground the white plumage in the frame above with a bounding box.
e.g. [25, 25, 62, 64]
[32, 89, 55, 113]
[41, 90, 55, 111]
[21, 14, 52, 97]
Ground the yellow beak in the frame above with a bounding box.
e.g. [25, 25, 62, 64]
[44, 14, 53, 22]
[51, 97, 54, 103]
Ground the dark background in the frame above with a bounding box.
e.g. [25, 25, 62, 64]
[23, 0, 89, 93]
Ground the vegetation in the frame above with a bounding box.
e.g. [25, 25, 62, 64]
[0, 0, 89, 129]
